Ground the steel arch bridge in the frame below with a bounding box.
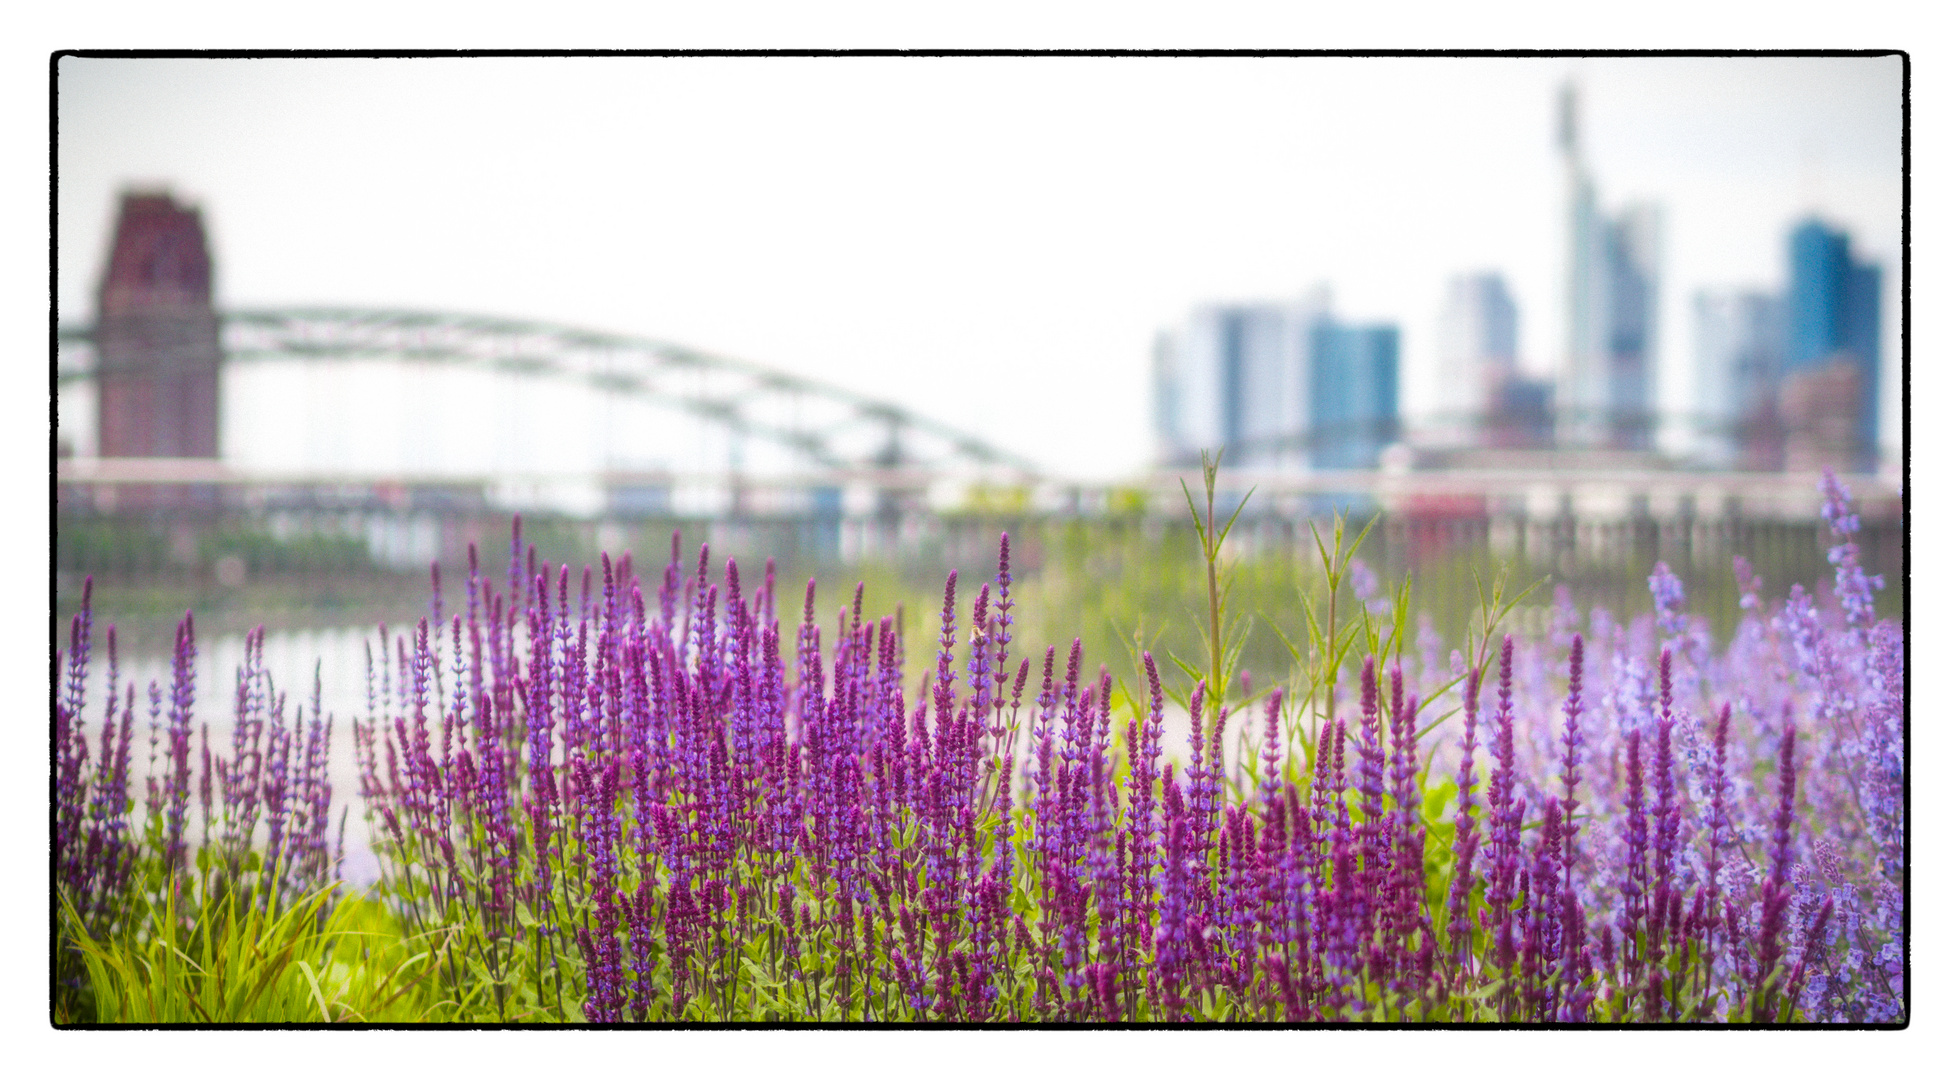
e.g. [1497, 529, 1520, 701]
[56, 307, 1042, 481]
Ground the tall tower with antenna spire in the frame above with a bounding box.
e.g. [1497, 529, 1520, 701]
[1557, 83, 1661, 451]
[1557, 83, 1602, 447]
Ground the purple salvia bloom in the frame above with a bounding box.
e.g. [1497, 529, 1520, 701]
[1307, 716, 1344, 977]
[1482, 636, 1523, 971]
[142, 680, 163, 825]
[1858, 625, 1905, 886]
[795, 578, 824, 749]
[1203, 699, 1227, 899]
[1308, 714, 1337, 882]
[967, 583, 994, 738]
[163, 612, 197, 873]
[1384, 663, 1424, 951]
[933, 572, 961, 732]
[1757, 720, 1799, 1000]
[1619, 728, 1649, 979]
[1786, 896, 1836, 1012]
[1282, 782, 1314, 1002]
[62, 577, 92, 729]
[1650, 649, 1682, 964]
[1257, 685, 1288, 916]
[56, 584, 101, 909]
[1060, 641, 1084, 770]
[523, 573, 562, 924]
[1821, 469, 1881, 633]
[429, 561, 447, 657]
[1086, 744, 1124, 987]
[1648, 561, 1688, 642]
[1130, 653, 1168, 958]
[1558, 634, 1586, 892]
[1154, 797, 1191, 1020]
[1446, 664, 1482, 967]
[1029, 645, 1058, 802]
[74, 612, 131, 921]
[992, 533, 1015, 730]
[1702, 703, 1732, 902]
[659, 529, 682, 649]
[261, 695, 294, 897]
[1734, 555, 1764, 612]
[1324, 740, 1361, 1018]
[1183, 680, 1208, 843]
[1526, 795, 1566, 1018]
[1558, 890, 1591, 1021]
[625, 879, 657, 1020]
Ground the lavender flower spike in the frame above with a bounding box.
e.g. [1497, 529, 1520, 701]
[1446, 664, 1482, 969]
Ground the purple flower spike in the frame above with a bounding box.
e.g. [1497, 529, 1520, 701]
[1558, 634, 1585, 891]
[1756, 720, 1799, 1009]
[1820, 469, 1883, 632]
[1653, 655, 1684, 927]
[1447, 664, 1482, 968]
[1733, 556, 1763, 611]
[1703, 704, 1732, 899]
[1483, 636, 1522, 971]
[1620, 728, 1648, 978]
[1648, 562, 1687, 641]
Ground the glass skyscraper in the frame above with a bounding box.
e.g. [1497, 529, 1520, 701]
[1433, 272, 1517, 446]
[1558, 84, 1660, 451]
[1692, 289, 1785, 470]
[1153, 298, 1398, 472]
[1306, 319, 1400, 470]
[1154, 304, 1292, 468]
[1786, 218, 1881, 466]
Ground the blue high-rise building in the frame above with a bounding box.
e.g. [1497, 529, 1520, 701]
[1306, 319, 1400, 470]
[1786, 218, 1880, 463]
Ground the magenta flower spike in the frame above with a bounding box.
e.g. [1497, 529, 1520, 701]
[1558, 634, 1586, 891]
[1447, 665, 1482, 968]
[1757, 720, 1800, 1001]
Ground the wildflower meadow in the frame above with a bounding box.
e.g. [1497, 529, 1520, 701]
[53, 466, 1904, 1024]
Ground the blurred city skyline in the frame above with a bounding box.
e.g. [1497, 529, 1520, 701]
[57, 54, 1903, 481]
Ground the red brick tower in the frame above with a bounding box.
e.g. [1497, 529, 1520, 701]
[95, 192, 221, 459]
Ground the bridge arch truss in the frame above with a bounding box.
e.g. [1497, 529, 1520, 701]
[58, 307, 1042, 486]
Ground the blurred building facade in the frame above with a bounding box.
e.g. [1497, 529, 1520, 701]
[1155, 305, 1294, 469]
[1684, 218, 1882, 475]
[1558, 84, 1661, 452]
[1785, 218, 1881, 472]
[94, 192, 222, 460]
[1432, 273, 1513, 447]
[1148, 88, 1891, 483]
[1433, 272, 1552, 451]
[1692, 290, 1785, 470]
[1154, 295, 1399, 472]
[1306, 318, 1400, 470]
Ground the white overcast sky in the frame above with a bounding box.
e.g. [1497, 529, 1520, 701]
[54, 53, 1902, 480]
